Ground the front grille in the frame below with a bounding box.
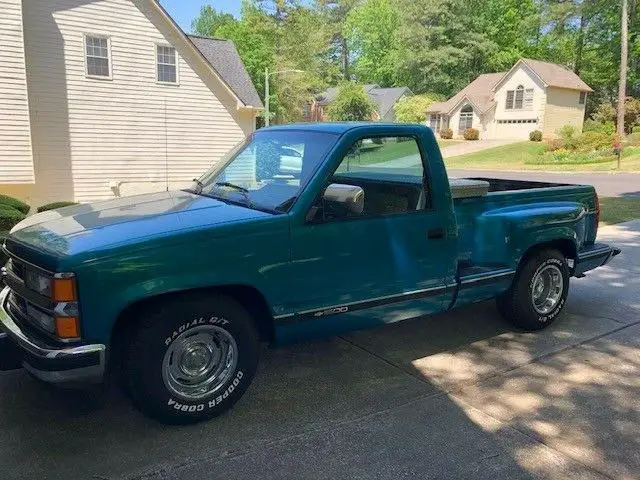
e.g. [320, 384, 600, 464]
[6, 258, 25, 281]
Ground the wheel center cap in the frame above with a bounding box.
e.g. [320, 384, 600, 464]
[181, 345, 213, 376]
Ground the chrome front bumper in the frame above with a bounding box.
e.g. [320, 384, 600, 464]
[0, 287, 106, 385]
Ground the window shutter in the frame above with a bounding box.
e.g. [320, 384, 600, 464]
[524, 89, 534, 109]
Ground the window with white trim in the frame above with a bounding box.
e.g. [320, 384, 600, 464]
[458, 105, 473, 134]
[85, 35, 110, 78]
[579, 92, 586, 105]
[157, 45, 177, 83]
[505, 85, 533, 110]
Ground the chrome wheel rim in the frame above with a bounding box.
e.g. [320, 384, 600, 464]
[162, 325, 238, 401]
[531, 265, 564, 315]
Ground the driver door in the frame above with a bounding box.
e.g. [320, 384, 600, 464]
[287, 135, 456, 330]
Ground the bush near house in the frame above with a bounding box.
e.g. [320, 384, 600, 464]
[583, 119, 615, 134]
[545, 138, 565, 152]
[463, 128, 479, 140]
[0, 204, 26, 232]
[439, 128, 453, 139]
[529, 130, 542, 142]
[0, 194, 30, 215]
[37, 201, 78, 213]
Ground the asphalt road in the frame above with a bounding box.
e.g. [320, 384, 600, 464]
[448, 169, 640, 197]
[0, 221, 638, 480]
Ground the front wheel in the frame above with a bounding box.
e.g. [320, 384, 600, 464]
[497, 249, 570, 331]
[123, 293, 259, 424]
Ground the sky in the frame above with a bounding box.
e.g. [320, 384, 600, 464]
[159, 1, 241, 33]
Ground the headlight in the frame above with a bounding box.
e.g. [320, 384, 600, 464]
[24, 268, 52, 297]
[26, 303, 55, 334]
[21, 267, 80, 340]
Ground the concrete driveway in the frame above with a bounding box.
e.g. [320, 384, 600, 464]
[0, 221, 638, 480]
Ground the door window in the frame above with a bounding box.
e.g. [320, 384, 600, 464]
[314, 136, 429, 221]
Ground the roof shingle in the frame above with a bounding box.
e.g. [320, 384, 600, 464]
[188, 35, 263, 108]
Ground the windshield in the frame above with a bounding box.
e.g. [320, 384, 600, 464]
[188, 130, 339, 213]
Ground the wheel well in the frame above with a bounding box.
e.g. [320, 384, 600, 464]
[517, 239, 577, 271]
[110, 285, 275, 352]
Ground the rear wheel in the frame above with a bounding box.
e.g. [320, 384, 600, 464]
[123, 293, 259, 424]
[497, 249, 569, 331]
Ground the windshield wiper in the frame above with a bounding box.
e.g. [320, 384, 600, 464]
[214, 182, 249, 193]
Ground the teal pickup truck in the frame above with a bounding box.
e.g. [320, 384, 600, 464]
[0, 123, 619, 424]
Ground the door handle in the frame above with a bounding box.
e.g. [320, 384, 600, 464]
[428, 228, 445, 240]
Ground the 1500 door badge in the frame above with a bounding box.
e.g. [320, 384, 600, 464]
[314, 306, 349, 317]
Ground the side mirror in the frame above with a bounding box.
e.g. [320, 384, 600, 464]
[323, 183, 365, 215]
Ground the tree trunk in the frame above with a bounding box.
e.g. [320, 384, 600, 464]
[574, 12, 585, 75]
[340, 35, 350, 80]
[617, 0, 629, 136]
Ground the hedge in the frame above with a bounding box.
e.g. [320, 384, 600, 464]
[0, 194, 30, 215]
[0, 205, 26, 232]
[37, 201, 78, 213]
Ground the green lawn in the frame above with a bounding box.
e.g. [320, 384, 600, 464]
[599, 197, 640, 226]
[445, 141, 640, 171]
[353, 138, 463, 166]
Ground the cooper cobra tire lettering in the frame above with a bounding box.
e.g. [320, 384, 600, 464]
[167, 371, 245, 412]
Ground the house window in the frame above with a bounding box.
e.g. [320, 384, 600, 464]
[506, 91, 514, 110]
[506, 85, 531, 110]
[579, 92, 586, 105]
[514, 85, 524, 109]
[458, 105, 473, 134]
[157, 45, 177, 83]
[85, 35, 110, 78]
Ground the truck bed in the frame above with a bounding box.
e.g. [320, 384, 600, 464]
[452, 176, 598, 267]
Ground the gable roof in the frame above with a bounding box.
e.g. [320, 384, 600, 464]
[427, 72, 505, 115]
[369, 87, 413, 118]
[188, 35, 263, 108]
[316, 85, 413, 116]
[146, 0, 262, 109]
[495, 58, 593, 92]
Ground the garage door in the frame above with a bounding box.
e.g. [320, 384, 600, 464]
[494, 119, 539, 139]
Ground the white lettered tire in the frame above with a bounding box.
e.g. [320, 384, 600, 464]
[123, 293, 259, 424]
[497, 249, 569, 331]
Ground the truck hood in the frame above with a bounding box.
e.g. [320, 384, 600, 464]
[7, 190, 272, 258]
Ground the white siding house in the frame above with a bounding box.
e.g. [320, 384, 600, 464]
[0, 0, 35, 188]
[0, 0, 262, 207]
[427, 59, 592, 140]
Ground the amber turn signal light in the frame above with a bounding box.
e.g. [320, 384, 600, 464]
[55, 316, 80, 339]
[52, 278, 77, 302]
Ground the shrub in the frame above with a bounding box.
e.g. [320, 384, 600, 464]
[575, 131, 614, 152]
[633, 125, 640, 134]
[439, 128, 453, 139]
[626, 132, 640, 146]
[463, 128, 479, 140]
[551, 149, 571, 162]
[583, 119, 615, 134]
[529, 130, 543, 142]
[0, 205, 26, 232]
[37, 201, 78, 213]
[545, 138, 565, 152]
[0, 194, 29, 215]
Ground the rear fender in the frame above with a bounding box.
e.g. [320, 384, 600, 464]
[473, 202, 585, 268]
